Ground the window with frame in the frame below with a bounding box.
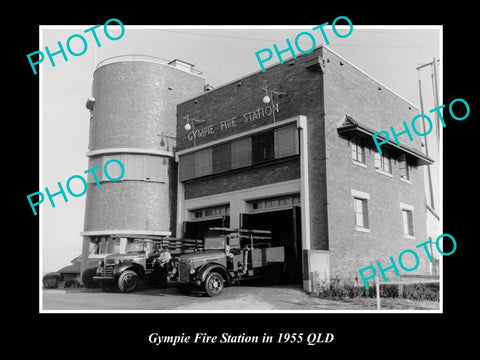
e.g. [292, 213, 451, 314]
[124, 154, 144, 180]
[87, 156, 103, 183]
[145, 155, 165, 181]
[178, 125, 299, 182]
[212, 142, 232, 173]
[87, 154, 166, 183]
[92, 237, 120, 254]
[402, 209, 414, 237]
[399, 153, 410, 181]
[353, 197, 369, 229]
[252, 131, 275, 164]
[374, 150, 392, 173]
[351, 136, 366, 164]
[274, 125, 299, 158]
[178, 152, 195, 181]
[89, 239, 100, 255]
[249, 194, 300, 211]
[192, 204, 230, 219]
[231, 137, 252, 169]
[194, 148, 212, 177]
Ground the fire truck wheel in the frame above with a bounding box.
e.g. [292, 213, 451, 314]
[204, 272, 224, 297]
[117, 270, 138, 293]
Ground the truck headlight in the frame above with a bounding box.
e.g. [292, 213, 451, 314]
[98, 259, 104, 267]
[114, 259, 122, 266]
[189, 264, 196, 275]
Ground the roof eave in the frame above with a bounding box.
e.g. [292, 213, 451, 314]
[337, 125, 434, 166]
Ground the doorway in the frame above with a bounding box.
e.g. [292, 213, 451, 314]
[240, 206, 302, 283]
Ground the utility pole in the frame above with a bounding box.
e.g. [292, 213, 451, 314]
[416, 58, 440, 211]
[431, 57, 440, 146]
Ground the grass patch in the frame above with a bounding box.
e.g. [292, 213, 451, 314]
[315, 277, 439, 302]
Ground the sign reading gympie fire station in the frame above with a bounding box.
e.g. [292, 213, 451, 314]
[186, 103, 279, 142]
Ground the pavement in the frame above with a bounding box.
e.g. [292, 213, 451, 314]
[41, 283, 440, 311]
[42, 284, 319, 311]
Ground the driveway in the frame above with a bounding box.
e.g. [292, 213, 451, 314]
[41, 283, 439, 311]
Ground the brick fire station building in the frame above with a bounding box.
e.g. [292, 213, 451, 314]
[81, 46, 434, 292]
[174, 45, 433, 291]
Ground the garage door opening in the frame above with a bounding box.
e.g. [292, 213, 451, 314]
[184, 216, 230, 240]
[240, 206, 302, 284]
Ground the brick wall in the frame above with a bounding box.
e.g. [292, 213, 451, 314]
[83, 180, 171, 232]
[175, 46, 431, 284]
[84, 61, 204, 235]
[90, 61, 205, 151]
[321, 47, 429, 282]
[184, 157, 300, 200]
[177, 48, 329, 250]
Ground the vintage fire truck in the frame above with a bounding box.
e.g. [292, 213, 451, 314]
[94, 228, 287, 296]
[93, 236, 202, 292]
[176, 228, 286, 296]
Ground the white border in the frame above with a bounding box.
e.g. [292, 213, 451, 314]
[39, 25, 443, 314]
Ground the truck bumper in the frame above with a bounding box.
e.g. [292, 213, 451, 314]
[93, 276, 115, 281]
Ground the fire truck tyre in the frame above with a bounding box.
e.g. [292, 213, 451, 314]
[204, 272, 224, 297]
[117, 270, 139, 293]
[81, 268, 97, 289]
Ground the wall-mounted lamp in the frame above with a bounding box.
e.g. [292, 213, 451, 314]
[182, 115, 207, 146]
[156, 132, 175, 151]
[183, 115, 207, 131]
[86, 97, 95, 111]
[261, 85, 288, 123]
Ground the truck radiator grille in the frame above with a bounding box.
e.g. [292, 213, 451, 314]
[102, 265, 114, 277]
[178, 261, 190, 282]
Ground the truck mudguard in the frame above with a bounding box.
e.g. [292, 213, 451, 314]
[197, 263, 231, 285]
[114, 262, 146, 279]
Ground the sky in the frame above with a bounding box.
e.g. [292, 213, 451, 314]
[39, 24, 441, 274]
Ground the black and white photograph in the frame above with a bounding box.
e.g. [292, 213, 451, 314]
[17, 7, 476, 355]
[38, 24, 443, 313]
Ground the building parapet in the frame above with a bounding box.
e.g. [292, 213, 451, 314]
[94, 54, 204, 77]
